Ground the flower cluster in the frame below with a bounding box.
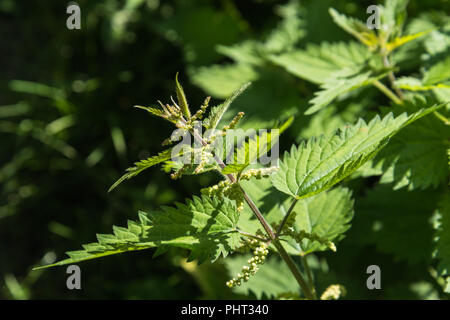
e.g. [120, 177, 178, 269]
[201, 180, 245, 212]
[223, 112, 245, 131]
[235, 238, 262, 253]
[271, 211, 297, 235]
[226, 242, 269, 288]
[190, 96, 210, 123]
[239, 167, 279, 181]
[193, 146, 215, 174]
[320, 284, 346, 300]
[283, 228, 337, 252]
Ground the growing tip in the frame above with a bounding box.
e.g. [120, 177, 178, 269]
[175, 72, 191, 119]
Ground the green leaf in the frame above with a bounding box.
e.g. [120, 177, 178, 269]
[225, 255, 299, 299]
[134, 105, 164, 117]
[386, 30, 431, 52]
[215, 1, 305, 63]
[406, 13, 450, 57]
[434, 194, 450, 293]
[175, 72, 191, 119]
[359, 98, 450, 190]
[285, 187, 354, 255]
[215, 70, 301, 131]
[423, 55, 450, 85]
[109, 148, 176, 192]
[350, 185, 438, 265]
[237, 177, 283, 236]
[329, 8, 378, 48]
[262, 0, 305, 54]
[221, 158, 249, 176]
[306, 67, 377, 115]
[269, 41, 373, 84]
[394, 58, 450, 104]
[238, 177, 354, 255]
[216, 41, 263, 66]
[203, 82, 251, 130]
[222, 116, 293, 174]
[34, 196, 241, 269]
[190, 64, 257, 98]
[272, 104, 445, 199]
[434, 87, 450, 105]
[382, 0, 409, 38]
[297, 102, 364, 140]
[395, 77, 450, 91]
[154, 5, 242, 65]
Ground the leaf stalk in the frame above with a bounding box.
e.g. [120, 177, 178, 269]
[373, 80, 403, 105]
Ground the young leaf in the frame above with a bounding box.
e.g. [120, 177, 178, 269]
[329, 8, 378, 48]
[34, 196, 241, 269]
[109, 148, 175, 192]
[385, 30, 431, 52]
[203, 82, 251, 130]
[395, 77, 450, 91]
[222, 116, 293, 174]
[381, 0, 409, 38]
[175, 72, 191, 119]
[271, 103, 445, 199]
[134, 105, 164, 117]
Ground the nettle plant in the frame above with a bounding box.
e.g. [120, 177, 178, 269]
[36, 1, 449, 299]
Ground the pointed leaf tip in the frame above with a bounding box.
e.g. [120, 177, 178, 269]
[175, 72, 191, 119]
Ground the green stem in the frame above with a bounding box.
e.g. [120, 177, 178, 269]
[273, 240, 315, 300]
[277, 198, 298, 236]
[239, 192, 314, 299]
[373, 80, 403, 105]
[301, 255, 317, 299]
[383, 55, 404, 100]
[237, 229, 268, 242]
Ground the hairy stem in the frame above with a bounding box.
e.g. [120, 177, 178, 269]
[277, 198, 298, 236]
[301, 255, 317, 299]
[237, 229, 268, 242]
[383, 55, 404, 100]
[373, 80, 403, 105]
[242, 191, 277, 239]
[272, 240, 314, 299]
[186, 120, 315, 299]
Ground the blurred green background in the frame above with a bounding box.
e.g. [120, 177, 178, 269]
[1, 0, 448, 299]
